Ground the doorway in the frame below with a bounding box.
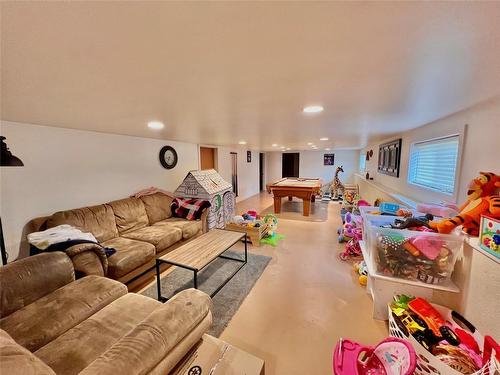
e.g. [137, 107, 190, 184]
[200, 147, 217, 170]
[282, 152, 300, 177]
[230, 152, 238, 197]
[259, 153, 265, 191]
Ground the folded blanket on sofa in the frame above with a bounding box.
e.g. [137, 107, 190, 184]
[171, 198, 211, 220]
[28, 224, 97, 250]
[132, 186, 174, 198]
[28, 225, 115, 277]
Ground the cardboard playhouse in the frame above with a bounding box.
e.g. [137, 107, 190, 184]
[174, 169, 235, 230]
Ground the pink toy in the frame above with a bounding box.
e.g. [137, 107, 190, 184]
[408, 236, 445, 260]
[339, 238, 362, 260]
[333, 338, 416, 375]
[358, 200, 370, 207]
[338, 213, 363, 242]
[247, 210, 258, 218]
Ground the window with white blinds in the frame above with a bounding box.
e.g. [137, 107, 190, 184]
[359, 153, 366, 172]
[408, 135, 460, 195]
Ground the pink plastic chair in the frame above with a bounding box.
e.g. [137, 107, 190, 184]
[333, 338, 416, 375]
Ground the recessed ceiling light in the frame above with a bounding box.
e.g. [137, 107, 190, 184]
[147, 121, 164, 130]
[303, 105, 324, 114]
[238, 141, 247, 145]
[325, 148, 331, 151]
[320, 137, 329, 141]
[272, 143, 278, 147]
[307, 142, 313, 145]
[312, 146, 318, 149]
[286, 148, 291, 151]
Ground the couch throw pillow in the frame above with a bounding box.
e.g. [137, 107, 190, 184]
[171, 198, 211, 220]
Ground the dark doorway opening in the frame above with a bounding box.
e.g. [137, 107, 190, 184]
[282, 153, 300, 177]
[230, 152, 238, 197]
[259, 153, 265, 191]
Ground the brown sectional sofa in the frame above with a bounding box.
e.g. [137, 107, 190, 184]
[0, 252, 213, 375]
[27, 193, 209, 284]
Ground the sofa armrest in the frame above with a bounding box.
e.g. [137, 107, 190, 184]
[0, 329, 55, 375]
[0, 252, 75, 318]
[79, 289, 212, 375]
[64, 242, 108, 277]
[200, 208, 209, 233]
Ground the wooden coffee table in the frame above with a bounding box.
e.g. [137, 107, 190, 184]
[155, 229, 247, 302]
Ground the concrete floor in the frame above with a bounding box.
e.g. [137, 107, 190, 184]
[219, 192, 387, 375]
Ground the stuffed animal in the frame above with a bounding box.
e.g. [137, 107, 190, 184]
[459, 172, 500, 211]
[338, 212, 362, 242]
[430, 172, 500, 236]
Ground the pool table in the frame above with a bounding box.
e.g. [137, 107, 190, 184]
[266, 177, 322, 216]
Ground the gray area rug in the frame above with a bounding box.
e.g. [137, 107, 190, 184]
[141, 250, 271, 337]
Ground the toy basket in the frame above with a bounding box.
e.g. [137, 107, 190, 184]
[388, 304, 499, 375]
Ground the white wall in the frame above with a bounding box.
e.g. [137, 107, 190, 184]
[355, 96, 500, 337]
[264, 150, 358, 185]
[0, 121, 200, 260]
[358, 96, 500, 205]
[216, 146, 260, 202]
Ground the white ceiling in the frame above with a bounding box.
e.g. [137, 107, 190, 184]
[2, 2, 500, 151]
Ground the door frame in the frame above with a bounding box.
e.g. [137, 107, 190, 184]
[230, 152, 238, 197]
[259, 152, 265, 191]
[199, 145, 218, 171]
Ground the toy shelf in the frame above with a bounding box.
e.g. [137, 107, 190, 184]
[465, 236, 500, 265]
[359, 241, 460, 320]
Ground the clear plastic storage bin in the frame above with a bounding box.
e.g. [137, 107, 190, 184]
[368, 227, 463, 285]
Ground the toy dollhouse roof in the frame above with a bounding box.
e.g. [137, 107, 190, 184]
[175, 169, 232, 196]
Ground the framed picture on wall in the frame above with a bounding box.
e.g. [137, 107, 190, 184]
[324, 153, 335, 166]
[377, 138, 402, 177]
[247, 150, 251, 163]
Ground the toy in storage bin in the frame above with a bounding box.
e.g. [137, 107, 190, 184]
[369, 227, 462, 285]
[362, 215, 399, 251]
[388, 303, 499, 375]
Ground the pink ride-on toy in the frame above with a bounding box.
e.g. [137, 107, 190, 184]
[333, 337, 416, 375]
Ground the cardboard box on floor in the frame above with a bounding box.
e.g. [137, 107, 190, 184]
[171, 334, 265, 375]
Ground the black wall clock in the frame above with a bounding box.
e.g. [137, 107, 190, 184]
[159, 145, 178, 169]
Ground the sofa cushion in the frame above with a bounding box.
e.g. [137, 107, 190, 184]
[107, 198, 149, 234]
[121, 225, 182, 253]
[0, 276, 127, 352]
[139, 193, 173, 224]
[47, 204, 119, 242]
[0, 329, 55, 375]
[154, 218, 202, 240]
[78, 289, 212, 375]
[101, 237, 156, 279]
[35, 294, 161, 375]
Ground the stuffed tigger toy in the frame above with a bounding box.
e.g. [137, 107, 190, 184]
[429, 172, 500, 236]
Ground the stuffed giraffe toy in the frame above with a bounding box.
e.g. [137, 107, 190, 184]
[331, 165, 345, 200]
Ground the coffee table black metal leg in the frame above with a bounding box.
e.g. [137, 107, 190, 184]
[193, 270, 198, 289]
[244, 233, 248, 262]
[156, 260, 167, 303]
